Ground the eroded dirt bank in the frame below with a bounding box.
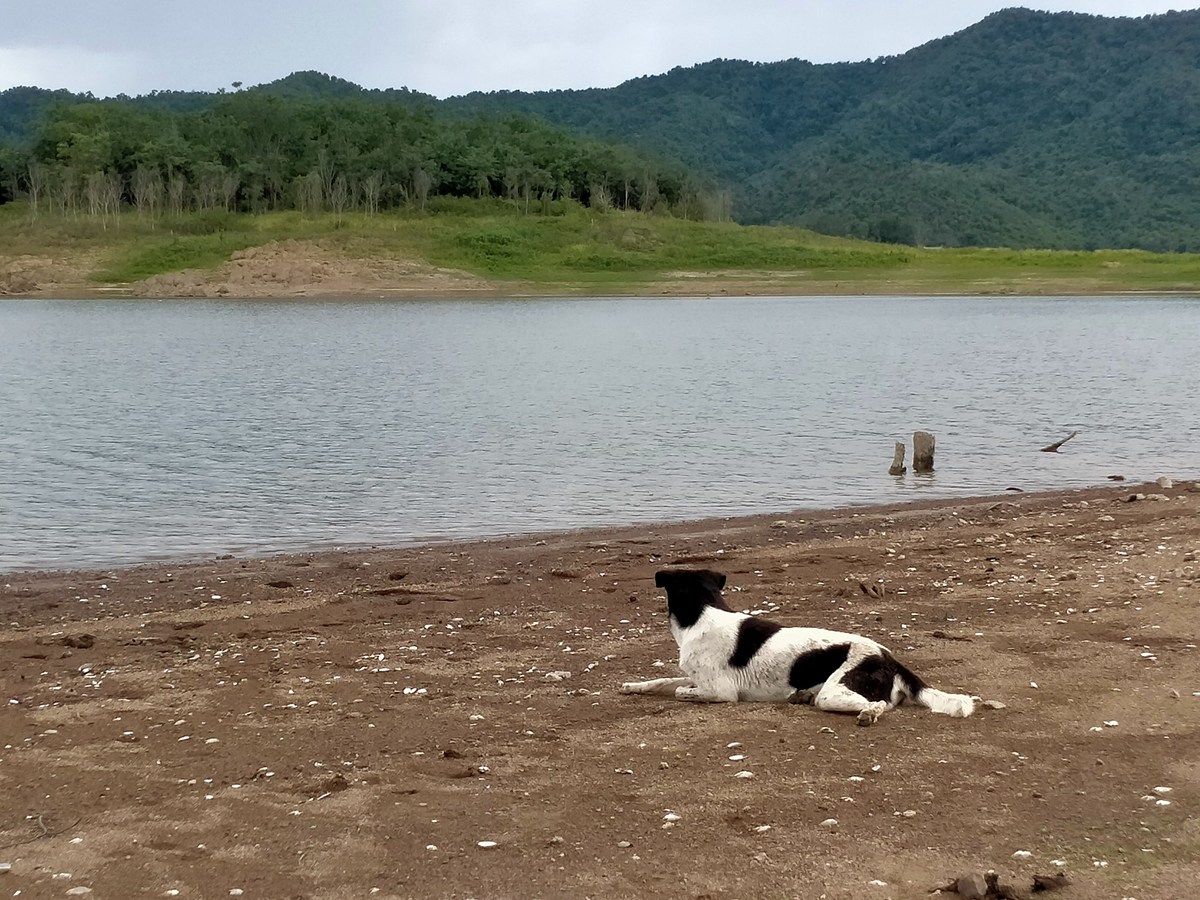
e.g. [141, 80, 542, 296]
[2, 484, 1198, 899]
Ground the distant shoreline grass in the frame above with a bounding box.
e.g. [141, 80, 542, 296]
[2, 198, 1198, 297]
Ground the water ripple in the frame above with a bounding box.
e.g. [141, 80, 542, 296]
[1, 295, 1197, 571]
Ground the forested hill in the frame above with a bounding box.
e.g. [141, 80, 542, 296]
[444, 8, 1200, 250]
[2, 8, 1199, 250]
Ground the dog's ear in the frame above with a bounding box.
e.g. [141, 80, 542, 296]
[700, 570, 726, 591]
[716, 571, 727, 590]
[655, 569, 672, 588]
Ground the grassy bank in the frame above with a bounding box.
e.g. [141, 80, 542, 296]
[2, 198, 1198, 295]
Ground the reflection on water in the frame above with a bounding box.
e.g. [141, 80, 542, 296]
[1, 295, 1197, 571]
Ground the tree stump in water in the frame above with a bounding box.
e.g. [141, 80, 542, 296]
[888, 441, 907, 476]
[913, 431, 936, 473]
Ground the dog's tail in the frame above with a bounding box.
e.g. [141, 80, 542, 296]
[892, 655, 975, 718]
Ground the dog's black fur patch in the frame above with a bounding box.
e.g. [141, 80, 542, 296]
[729, 617, 783, 668]
[655, 568, 729, 628]
[842, 651, 927, 702]
[788, 643, 852, 690]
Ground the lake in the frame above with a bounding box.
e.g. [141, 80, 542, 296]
[2, 295, 1197, 572]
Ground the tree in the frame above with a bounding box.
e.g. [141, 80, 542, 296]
[361, 170, 382, 214]
[412, 166, 434, 210]
[131, 164, 163, 219]
[329, 173, 350, 218]
[25, 161, 47, 219]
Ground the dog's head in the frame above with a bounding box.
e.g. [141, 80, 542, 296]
[654, 568, 730, 628]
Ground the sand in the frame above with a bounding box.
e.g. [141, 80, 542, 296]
[2, 482, 1199, 898]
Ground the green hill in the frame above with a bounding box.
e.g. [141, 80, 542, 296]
[3, 8, 1199, 250]
[443, 8, 1200, 251]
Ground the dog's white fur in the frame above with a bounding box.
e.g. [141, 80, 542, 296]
[621, 568, 975, 725]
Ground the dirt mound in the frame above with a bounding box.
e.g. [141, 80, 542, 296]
[131, 239, 492, 298]
[0, 254, 97, 296]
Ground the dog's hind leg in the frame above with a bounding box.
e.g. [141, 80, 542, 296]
[620, 677, 693, 696]
[812, 680, 891, 726]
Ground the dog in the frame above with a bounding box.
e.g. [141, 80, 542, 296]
[620, 568, 975, 725]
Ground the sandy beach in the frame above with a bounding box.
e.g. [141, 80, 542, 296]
[2, 483, 1198, 899]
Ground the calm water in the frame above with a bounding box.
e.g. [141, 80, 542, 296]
[2, 295, 1197, 572]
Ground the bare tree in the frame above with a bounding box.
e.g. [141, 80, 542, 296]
[316, 148, 336, 207]
[640, 170, 660, 213]
[51, 165, 81, 216]
[102, 173, 123, 224]
[299, 170, 323, 214]
[131, 165, 163, 220]
[167, 172, 188, 215]
[590, 183, 612, 211]
[413, 167, 433, 210]
[474, 171, 491, 200]
[502, 166, 521, 202]
[361, 171, 383, 214]
[222, 171, 240, 211]
[194, 164, 227, 211]
[329, 174, 350, 218]
[25, 162, 47, 220]
[85, 172, 105, 218]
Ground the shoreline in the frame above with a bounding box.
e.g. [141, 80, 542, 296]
[5, 283, 1200, 301]
[0, 485, 1129, 578]
[1, 479, 1183, 588]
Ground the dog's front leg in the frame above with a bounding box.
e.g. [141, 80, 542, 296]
[620, 676, 694, 696]
[675, 682, 739, 702]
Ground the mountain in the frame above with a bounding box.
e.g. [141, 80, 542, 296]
[3, 8, 1199, 250]
[441, 8, 1200, 250]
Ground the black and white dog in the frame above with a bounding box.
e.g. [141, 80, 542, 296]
[620, 568, 975, 725]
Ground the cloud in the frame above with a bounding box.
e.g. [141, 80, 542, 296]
[0, 45, 140, 95]
[2, 1, 1195, 99]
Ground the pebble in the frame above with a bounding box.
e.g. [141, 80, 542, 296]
[65, 890, 93, 897]
[820, 818, 838, 828]
[1012, 849, 1033, 858]
[617, 840, 632, 848]
[734, 770, 754, 779]
[477, 840, 498, 849]
[955, 873, 989, 899]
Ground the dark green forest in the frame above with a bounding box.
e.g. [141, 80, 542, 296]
[0, 87, 718, 223]
[2, 7, 1198, 249]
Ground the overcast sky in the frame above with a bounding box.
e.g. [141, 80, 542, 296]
[2, 1, 1194, 99]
